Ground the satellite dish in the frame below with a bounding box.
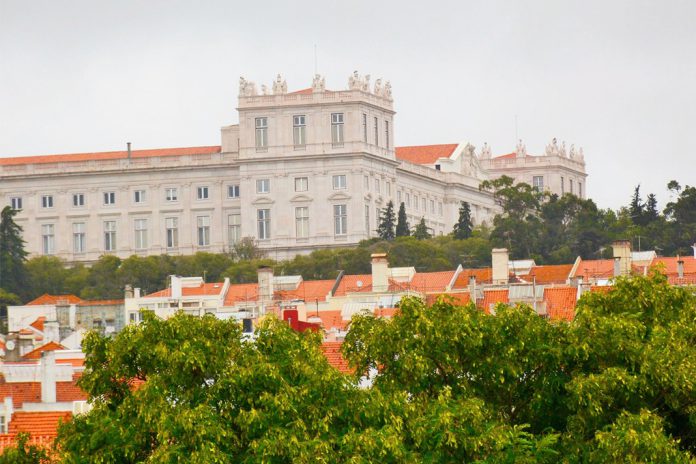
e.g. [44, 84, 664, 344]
[6, 340, 15, 351]
[356, 280, 363, 288]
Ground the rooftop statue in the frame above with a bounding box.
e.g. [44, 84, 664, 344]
[312, 74, 326, 92]
[516, 139, 527, 158]
[384, 81, 392, 99]
[373, 78, 382, 96]
[348, 71, 361, 90]
[272, 74, 287, 95]
[239, 77, 258, 97]
[545, 137, 560, 156]
[480, 142, 492, 159]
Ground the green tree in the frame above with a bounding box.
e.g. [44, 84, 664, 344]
[395, 202, 410, 237]
[0, 288, 20, 333]
[452, 201, 473, 240]
[376, 200, 396, 240]
[0, 206, 28, 299]
[230, 236, 265, 261]
[80, 255, 122, 300]
[412, 218, 431, 240]
[645, 193, 659, 223]
[629, 184, 646, 226]
[24, 256, 70, 300]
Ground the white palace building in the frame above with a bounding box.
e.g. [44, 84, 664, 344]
[0, 73, 587, 263]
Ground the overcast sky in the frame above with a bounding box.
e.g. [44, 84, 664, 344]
[1, 0, 694, 210]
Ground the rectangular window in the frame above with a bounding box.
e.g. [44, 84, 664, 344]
[294, 177, 308, 192]
[430, 199, 435, 213]
[227, 214, 241, 245]
[255, 117, 268, 148]
[103, 191, 116, 205]
[332, 174, 347, 190]
[165, 217, 179, 248]
[42, 224, 55, 255]
[334, 204, 347, 235]
[331, 113, 344, 145]
[295, 207, 309, 238]
[257, 209, 270, 240]
[375, 178, 380, 193]
[414, 195, 419, 210]
[197, 216, 210, 246]
[73, 223, 85, 253]
[365, 204, 370, 235]
[42, 195, 53, 208]
[293, 115, 306, 146]
[165, 188, 178, 201]
[104, 221, 116, 252]
[373, 117, 379, 146]
[72, 193, 85, 207]
[406, 193, 411, 207]
[228, 185, 240, 198]
[438, 202, 443, 216]
[134, 190, 146, 204]
[532, 176, 544, 191]
[570, 179, 574, 194]
[256, 179, 270, 194]
[422, 198, 427, 212]
[561, 176, 565, 194]
[375, 207, 380, 227]
[197, 186, 209, 200]
[10, 197, 22, 210]
[362, 113, 368, 142]
[397, 191, 402, 203]
[579, 182, 582, 197]
[386, 182, 391, 196]
[364, 175, 370, 189]
[385, 120, 390, 148]
[134, 219, 148, 250]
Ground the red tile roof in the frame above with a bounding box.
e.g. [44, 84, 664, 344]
[321, 341, 352, 374]
[333, 274, 372, 296]
[22, 342, 66, 360]
[529, 264, 573, 284]
[573, 259, 615, 279]
[544, 287, 577, 321]
[0, 378, 87, 409]
[275, 279, 335, 303]
[395, 144, 459, 164]
[479, 289, 509, 313]
[0, 433, 56, 452]
[408, 271, 455, 293]
[0, 146, 221, 166]
[26, 294, 82, 306]
[652, 257, 696, 276]
[29, 317, 45, 332]
[309, 310, 347, 330]
[223, 283, 259, 306]
[452, 268, 493, 289]
[8, 411, 72, 436]
[492, 152, 522, 160]
[145, 282, 225, 298]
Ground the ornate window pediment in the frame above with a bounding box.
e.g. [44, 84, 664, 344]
[290, 194, 313, 203]
[328, 192, 351, 201]
[251, 197, 274, 206]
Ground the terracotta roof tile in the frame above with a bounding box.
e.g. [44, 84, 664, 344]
[452, 268, 493, 288]
[395, 144, 459, 164]
[408, 271, 455, 293]
[223, 283, 258, 306]
[275, 279, 335, 303]
[479, 289, 509, 313]
[76, 299, 124, 306]
[145, 282, 225, 298]
[308, 310, 347, 330]
[0, 146, 221, 166]
[529, 264, 573, 284]
[22, 341, 66, 360]
[8, 411, 72, 436]
[29, 317, 45, 332]
[544, 287, 577, 321]
[26, 294, 82, 306]
[321, 341, 352, 374]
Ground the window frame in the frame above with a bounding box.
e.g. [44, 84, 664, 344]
[41, 195, 54, 209]
[294, 177, 308, 192]
[334, 204, 347, 236]
[332, 174, 347, 190]
[295, 206, 309, 238]
[197, 186, 210, 200]
[165, 187, 178, 202]
[293, 115, 306, 147]
[42, 223, 55, 255]
[256, 179, 270, 194]
[73, 222, 86, 254]
[165, 217, 179, 249]
[103, 191, 116, 206]
[10, 197, 22, 210]
[227, 185, 240, 198]
[257, 209, 271, 240]
[255, 116, 269, 149]
[331, 113, 344, 145]
[103, 220, 117, 252]
[197, 216, 210, 247]
[134, 218, 148, 250]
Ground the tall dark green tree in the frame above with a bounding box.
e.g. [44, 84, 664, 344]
[452, 201, 473, 240]
[645, 193, 659, 223]
[376, 200, 396, 240]
[413, 218, 432, 240]
[395, 202, 410, 237]
[0, 206, 28, 299]
[629, 185, 645, 226]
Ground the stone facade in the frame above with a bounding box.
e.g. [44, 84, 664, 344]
[0, 73, 586, 263]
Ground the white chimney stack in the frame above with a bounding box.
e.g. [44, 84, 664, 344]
[611, 240, 632, 277]
[677, 258, 684, 279]
[371, 253, 389, 292]
[41, 351, 57, 403]
[491, 248, 509, 285]
[170, 275, 182, 299]
[43, 321, 60, 343]
[257, 267, 274, 303]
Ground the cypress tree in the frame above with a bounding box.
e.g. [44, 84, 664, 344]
[413, 218, 432, 240]
[395, 202, 410, 237]
[452, 201, 473, 240]
[0, 206, 28, 298]
[376, 200, 396, 240]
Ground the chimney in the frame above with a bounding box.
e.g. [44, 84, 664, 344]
[3, 397, 13, 424]
[41, 351, 57, 403]
[677, 258, 684, 279]
[43, 321, 59, 343]
[371, 253, 389, 292]
[170, 275, 182, 299]
[134, 287, 141, 298]
[611, 240, 632, 277]
[491, 248, 509, 285]
[257, 267, 274, 304]
[468, 275, 477, 296]
[127, 142, 132, 161]
[124, 284, 134, 299]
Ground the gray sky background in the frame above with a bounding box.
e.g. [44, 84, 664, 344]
[1, 0, 694, 210]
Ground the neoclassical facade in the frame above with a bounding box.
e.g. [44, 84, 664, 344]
[0, 73, 586, 263]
